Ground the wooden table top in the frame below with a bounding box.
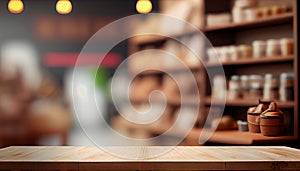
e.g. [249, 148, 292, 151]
[0, 146, 299, 170]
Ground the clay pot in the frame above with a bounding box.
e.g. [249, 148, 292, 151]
[247, 112, 261, 133]
[247, 100, 271, 133]
[260, 102, 285, 136]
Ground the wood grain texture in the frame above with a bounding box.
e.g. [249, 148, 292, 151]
[0, 146, 299, 170]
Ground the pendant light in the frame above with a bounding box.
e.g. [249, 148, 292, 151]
[136, 0, 152, 14]
[56, 0, 72, 15]
[8, 0, 24, 14]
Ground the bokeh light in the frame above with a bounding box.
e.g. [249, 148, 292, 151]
[56, 0, 72, 15]
[136, 0, 152, 14]
[8, 0, 24, 14]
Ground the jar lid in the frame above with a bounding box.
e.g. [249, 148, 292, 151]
[266, 39, 279, 45]
[260, 102, 285, 118]
[252, 40, 266, 45]
[249, 83, 262, 89]
[240, 75, 249, 81]
[280, 73, 294, 79]
[247, 106, 256, 113]
[238, 45, 252, 50]
[249, 74, 263, 80]
[280, 38, 293, 43]
[244, 7, 257, 12]
[230, 75, 239, 81]
[265, 73, 272, 79]
[234, 0, 257, 8]
[260, 111, 284, 118]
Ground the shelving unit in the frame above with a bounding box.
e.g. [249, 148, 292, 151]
[205, 55, 294, 67]
[114, 0, 298, 145]
[131, 65, 200, 76]
[205, 97, 295, 108]
[202, 0, 298, 146]
[203, 12, 293, 32]
[130, 29, 198, 47]
[188, 129, 296, 145]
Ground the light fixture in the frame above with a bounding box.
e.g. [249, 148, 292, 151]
[136, 0, 152, 14]
[56, 0, 72, 15]
[8, 0, 24, 14]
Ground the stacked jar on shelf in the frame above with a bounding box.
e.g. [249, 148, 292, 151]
[206, 0, 292, 27]
[225, 73, 294, 101]
[207, 38, 294, 63]
[232, 0, 292, 23]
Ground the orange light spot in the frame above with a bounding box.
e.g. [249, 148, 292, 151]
[56, 0, 72, 15]
[136, 0, 152, 14]
[8, 0, 24, 14]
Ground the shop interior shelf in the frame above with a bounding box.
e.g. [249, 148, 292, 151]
[205, 97, 295, 108]
[125, 0, 297, 146]
[130, 12, 293, 46]
[205, 55, 294, 67]
[112, 117, 296, 145]
[130, 95, 199, 106]
[131, 96, 294, 108]
[112, 115, 184, 137]
[203, 12, 294, 32]
[130, 29, 197, 46]
[204, 129, 297, 145]
[130, 65, 201, 76]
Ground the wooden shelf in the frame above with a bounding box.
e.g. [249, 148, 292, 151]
[130, 95, 199, 106]
[205, 97, 295, 108]
[204, 12, 293, 32]
[112, 117, 297, 145]
[111, 115, 188, 138]
[206, 130, 296, 145]
[129, 13, 293, 46]
[205, 55, 294, 67]
[111, 115, 169, 135]
[186, 128, 296, 145]
[131, 95, 294, 108]
[130, 29, 197, 46]
[132, 65, 201, 76]
[133, 69, 163, 75]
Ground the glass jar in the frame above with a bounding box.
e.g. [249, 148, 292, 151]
[248, 75, 263, 99]
[233, 0, 257, 8]
[263, 74, 279, 100]
[271, 5, 284, 15]
[240, 75, 249, 98]
[279, 73, 294, 101]
[266, 39, 281, 57]
[228, 46, 239, 61]
[280, 38, 294, 56]
[232, 7, 244, 23]
[252, 40, 266, 58]
[219, 47, 231, 62]
[244, 8, 257, 21]
[212, 75, 226, 100]
[207, 47, 218, 63]
[238, 45, 252, 58]
[260, 7, 272, 17]
[228, 75, 241, 100]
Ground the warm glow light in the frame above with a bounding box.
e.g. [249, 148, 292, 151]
[56, 0, 72, 15]
[8, 0, 24, 14]
[136, 0, 152, 14]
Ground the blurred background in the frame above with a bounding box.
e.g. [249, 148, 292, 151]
[0, 0, 298, 148]
[0, 0, 159, 146]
